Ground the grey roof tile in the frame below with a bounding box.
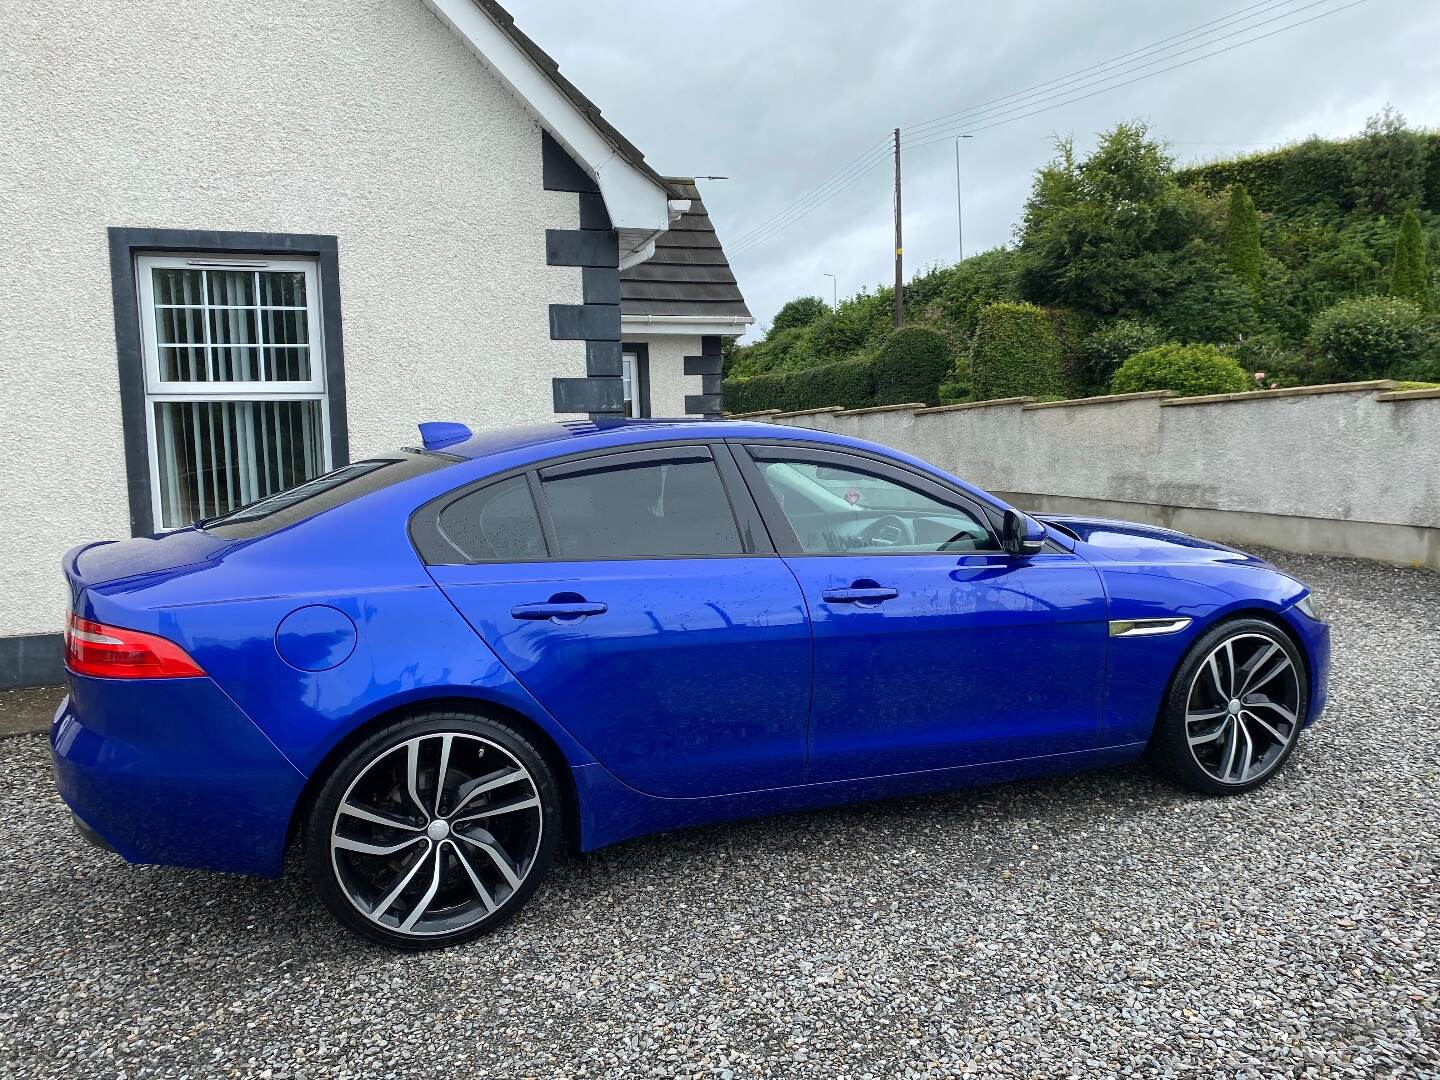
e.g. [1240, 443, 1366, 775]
[621, 178, 751, 320]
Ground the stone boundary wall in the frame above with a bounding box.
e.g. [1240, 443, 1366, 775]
[731, 381, 1440, 568]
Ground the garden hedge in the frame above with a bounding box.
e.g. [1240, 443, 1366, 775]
[870, 326, 953, 406]
[1110, 343, 1252, 397]
[967, 302, 1066, 400]
[723, 355, 876, 414]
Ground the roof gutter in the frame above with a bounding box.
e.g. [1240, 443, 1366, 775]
[620, 314, 755, 337]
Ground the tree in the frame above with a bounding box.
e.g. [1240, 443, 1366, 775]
[1015, 122, 1208, 317]
[1223, 183, 1263, 301]
[768, 296, 829, 335]
[1390, 208, 1431, 311]
[1347, 106, 1426, 216]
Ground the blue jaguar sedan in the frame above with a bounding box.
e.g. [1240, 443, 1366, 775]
[53, 418, 1329, 948]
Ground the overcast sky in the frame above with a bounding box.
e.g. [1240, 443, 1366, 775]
[505, 0, 1440, 341]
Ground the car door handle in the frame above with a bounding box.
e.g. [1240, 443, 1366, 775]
[511, 601, 609, 621]
[822, 586, 900, 604]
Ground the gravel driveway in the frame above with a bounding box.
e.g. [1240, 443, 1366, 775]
[1, 550, 1436, 1079]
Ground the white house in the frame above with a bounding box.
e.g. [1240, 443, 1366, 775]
[0, 0, 751, 687]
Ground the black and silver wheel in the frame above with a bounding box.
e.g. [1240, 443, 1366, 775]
[303, 710, 561, 949]
[1148, 618, 1307, 795]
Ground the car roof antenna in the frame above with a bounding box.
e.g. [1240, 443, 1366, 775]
[418, 421, 472, 450]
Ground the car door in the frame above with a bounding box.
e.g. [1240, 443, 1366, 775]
[734, 441, 1109, 783]
[417, 442, 811, 798]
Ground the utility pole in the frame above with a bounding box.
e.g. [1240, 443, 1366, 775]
[893, 127, 903, 328]
[823, 272, 837, 309]
[954, 133, 973, 261]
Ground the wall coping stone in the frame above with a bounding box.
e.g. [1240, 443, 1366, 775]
[834, 402, 928, 417]
[1376, 387, 1440, 401]
[770, 406, 848, 418]
[1023, 390, 1175, 411]
[725, 409, 783, 418]
[1161, 379, 1398, 407]
[914, 397, 1035, 414]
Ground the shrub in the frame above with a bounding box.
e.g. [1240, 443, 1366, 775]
[1110, 343, 1252, 396]
[769, 296, 830, 335]
[722, 356, 875, 414]
[1308, 295, 1428, 381]
[1390, 208, 1431, 310]
[1073, 319, 1165, 392]
[968, 301, 1066, 400]
[1223, 183, 1263, 300]
[870, 326, 953, 406]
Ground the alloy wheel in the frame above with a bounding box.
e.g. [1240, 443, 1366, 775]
[329, 733, 544, 938]
[1184, 631, 1302, 786]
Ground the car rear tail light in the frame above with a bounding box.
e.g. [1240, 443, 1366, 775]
[64, 614, 205, 679]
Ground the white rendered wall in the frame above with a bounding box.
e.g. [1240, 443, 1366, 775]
[634, 336, 704, 417]
[0, 0, 588, 637]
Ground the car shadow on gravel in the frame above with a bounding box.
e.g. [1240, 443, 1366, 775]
[70, 756, 1207, 962]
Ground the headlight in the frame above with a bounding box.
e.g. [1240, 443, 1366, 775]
[1296, 593, 1322, 621]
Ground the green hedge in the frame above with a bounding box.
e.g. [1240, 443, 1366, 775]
[723, 355, 876, 414]
[1110, 343, 1252, 396]
[871, 326, 953, 406]
[968, 301, 1065, 400]
[1309, 295, 1434, 381]
[1177, 131, 1440, 216]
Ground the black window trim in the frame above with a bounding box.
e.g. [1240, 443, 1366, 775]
[731, 439, 1007, 557]
[108, 227, 349, 537]
[410, 441, 776, 566]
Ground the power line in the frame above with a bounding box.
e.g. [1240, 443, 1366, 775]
[902, 0, 1371, 153]
[729, 0, 1370, 258]
[900, 0, 1301, 141]
[900, 0, 1346, 147]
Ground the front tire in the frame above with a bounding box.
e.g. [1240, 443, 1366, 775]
[303, 709, 562, 949]
[1148, 618, 1307, 796]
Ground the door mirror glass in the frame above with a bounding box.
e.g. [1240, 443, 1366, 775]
[1001, 509, 1046, 557]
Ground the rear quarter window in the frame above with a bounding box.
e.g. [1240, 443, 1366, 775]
[203, 452, 456, 539]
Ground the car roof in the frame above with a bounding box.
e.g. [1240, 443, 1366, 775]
[419, 418, 1011, 515]
[427, 418, 851, 462]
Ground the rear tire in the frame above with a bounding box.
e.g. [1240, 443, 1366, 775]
[1147, 618, 1307, 796]
[302, 709, 562, 950]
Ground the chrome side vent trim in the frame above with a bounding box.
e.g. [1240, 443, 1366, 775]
[1109, 617, 1193, 638]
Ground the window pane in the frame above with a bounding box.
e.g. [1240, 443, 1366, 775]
[159, 345, 209, 382]
[542, 460, 741, 558]
[262, 308, 309, 347]
[152, 268, 204, 306]
[438, 476, 546, 561]
[259, 271, 306, 307]
[155, 305, 206, 347]
[208, 308, 260, 381]
[206, 270, 255, 307]
[757, 460, 993, 554]
[153, 398, 325, 529]
[265, 345, 311, 382]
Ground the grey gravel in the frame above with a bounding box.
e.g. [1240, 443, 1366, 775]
[0, 549, 1436, 1079]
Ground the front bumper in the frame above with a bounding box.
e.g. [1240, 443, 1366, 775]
[50, 674, 306, 877]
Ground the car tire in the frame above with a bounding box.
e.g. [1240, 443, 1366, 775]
[302, 708, 562, 950]
[1147, 617, 1308, 796]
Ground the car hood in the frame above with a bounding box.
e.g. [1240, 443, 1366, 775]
[1038, 514, 1271, 567]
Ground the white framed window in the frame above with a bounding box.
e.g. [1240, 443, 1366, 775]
[136, 253, 331, 530]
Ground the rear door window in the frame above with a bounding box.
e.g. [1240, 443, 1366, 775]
[539, 453, 742, 558]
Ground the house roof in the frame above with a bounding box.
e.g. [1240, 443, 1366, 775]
[620, 179, 752, 320]
[468, 0, 682, 200]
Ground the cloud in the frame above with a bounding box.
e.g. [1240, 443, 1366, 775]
[502, 0, 1439, 340]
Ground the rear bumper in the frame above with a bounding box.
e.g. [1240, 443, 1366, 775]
[50, 674, 305, 877]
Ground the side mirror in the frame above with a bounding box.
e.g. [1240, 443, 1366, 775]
[1001, 508, 1046, 558]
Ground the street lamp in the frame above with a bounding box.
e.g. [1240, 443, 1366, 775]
[822, 273, 837, 309]
[954, 134, 974, 261]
